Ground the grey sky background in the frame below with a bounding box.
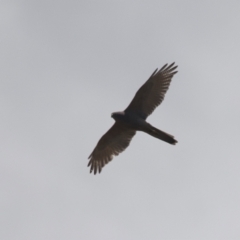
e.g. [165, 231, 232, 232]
[1, 1, 240, 239]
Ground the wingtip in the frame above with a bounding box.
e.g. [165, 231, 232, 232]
[88, 159, 102, 175]
[159, 63, 168, 71]
[150, 68, 158, 78]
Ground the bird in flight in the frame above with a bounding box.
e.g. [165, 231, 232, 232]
[88, 63, 178, 174]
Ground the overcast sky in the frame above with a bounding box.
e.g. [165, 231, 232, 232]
[1, 1, 240, 239]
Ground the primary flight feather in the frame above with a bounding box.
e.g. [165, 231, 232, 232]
[88, 63, 178, 174]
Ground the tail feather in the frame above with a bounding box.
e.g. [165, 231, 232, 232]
[147, 124, 177, 145]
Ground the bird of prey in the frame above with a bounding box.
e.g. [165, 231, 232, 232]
[88, 63, 178, 174]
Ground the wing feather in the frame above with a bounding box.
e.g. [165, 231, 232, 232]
[125, 63, 178, 119]
[88, 122, 136, 174]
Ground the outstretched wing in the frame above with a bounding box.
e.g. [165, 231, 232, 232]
[88, 122, 136, 174]
[125, 63, 178, 119]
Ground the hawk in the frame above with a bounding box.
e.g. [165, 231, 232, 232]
[88, 63, 178, 174]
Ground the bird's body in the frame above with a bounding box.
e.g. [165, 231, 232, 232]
[112, 111, 147, 131]
[112, 111, 177, 144]
[88, 63, 178, 174]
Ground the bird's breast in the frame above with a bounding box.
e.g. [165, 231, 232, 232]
[116, 112, 147, 131]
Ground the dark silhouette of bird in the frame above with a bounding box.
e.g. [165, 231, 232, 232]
[88, 63, 178, 174]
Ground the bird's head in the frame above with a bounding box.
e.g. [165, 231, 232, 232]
[111, 111, 124, 121]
